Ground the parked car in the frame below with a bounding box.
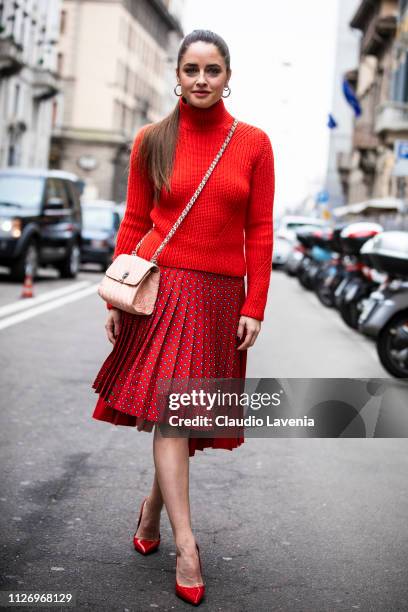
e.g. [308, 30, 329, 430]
[274, 215, 327, 268]
[272, 235, 293, 268]
[0, 168, 83, 281]
[80, 200, 120, 270]
[276, 215, 327, 241]
[115, 202, 126, 222]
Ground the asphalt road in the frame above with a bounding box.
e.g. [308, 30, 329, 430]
[0, 265, 407, 611]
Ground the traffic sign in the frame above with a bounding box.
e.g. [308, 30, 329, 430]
[316, 190, 329, 204]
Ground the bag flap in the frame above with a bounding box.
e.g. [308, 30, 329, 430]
[105, 254, 158, 286]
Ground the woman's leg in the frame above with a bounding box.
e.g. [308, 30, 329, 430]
[153, 423, 203, 587]
[135, 470, 163, 540]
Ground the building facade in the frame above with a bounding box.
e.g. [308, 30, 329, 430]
[51, 0, 184, 202]
[377, 0, 408, 201]
[337, 0, 399, 204]
[0, 0, 62, 168]
[324, 0, 361, 211]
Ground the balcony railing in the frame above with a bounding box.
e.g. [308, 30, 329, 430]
[375, 100, 408, 134]
[0, 35, 23, 77]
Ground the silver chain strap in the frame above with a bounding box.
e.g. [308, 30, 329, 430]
[131, 118, 239, 265]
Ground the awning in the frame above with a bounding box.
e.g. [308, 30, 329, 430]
[333, 197, 405, 217]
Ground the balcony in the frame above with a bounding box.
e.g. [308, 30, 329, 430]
[0, 35, 23, 77]
[350, 0, 398, 56]
[375, 100, 408, 136]
[362, 14, 397, 55]
[32, 67, 59, 101]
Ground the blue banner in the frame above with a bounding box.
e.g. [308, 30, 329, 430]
[343, 78, 362, 117]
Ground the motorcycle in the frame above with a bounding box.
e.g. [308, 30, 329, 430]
[314, 224, 347, 308]
[359, 231, 408, 378]
[295, 227, 321, 291]
[334, 222, 383, 329]
[293, 226, 336, 292]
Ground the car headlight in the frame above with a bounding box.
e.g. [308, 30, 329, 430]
[0, 218, 21, 238]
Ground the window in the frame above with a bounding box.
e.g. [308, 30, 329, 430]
[57, 52, 64, 74]
[14, 84, 20, 116]
[52, 100, 58, 128]
[392, 51, 408, 102]
[82, 207, 114, 231]
[60, 10, 67, 34]
[64, 181, 81, 212]
[0, 175, 44, 210]
[403, 52, 408, 103]
[45, 178, 70, 209]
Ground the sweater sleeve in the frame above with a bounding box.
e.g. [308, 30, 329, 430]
[239, 130, 275, 321]
[106, 125, 154, 310]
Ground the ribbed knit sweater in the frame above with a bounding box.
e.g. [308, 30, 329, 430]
[108, 95, 275, 321]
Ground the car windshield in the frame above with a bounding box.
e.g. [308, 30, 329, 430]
[0, 175, 44, 210]
[82, 208, 114, 230]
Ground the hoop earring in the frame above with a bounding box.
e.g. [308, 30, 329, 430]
[174, 84, 182, 97]
[222, 86, 231, 98]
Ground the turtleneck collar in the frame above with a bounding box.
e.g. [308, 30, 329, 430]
[178, 95, 234, 131]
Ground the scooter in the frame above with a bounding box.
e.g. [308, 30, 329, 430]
[334, 222, 383, 329]
[314, 224, 347, 308]
[359, 231, 408, 378]
[295, 227, 320, 291]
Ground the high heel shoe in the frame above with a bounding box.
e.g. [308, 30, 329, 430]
[175, 543, 205, 606]
[133, 497, 161, 555]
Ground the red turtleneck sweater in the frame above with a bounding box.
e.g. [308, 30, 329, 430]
[108, 96, 275, 321]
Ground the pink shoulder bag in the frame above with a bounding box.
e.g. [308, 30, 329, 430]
[98, 118, 239, 315]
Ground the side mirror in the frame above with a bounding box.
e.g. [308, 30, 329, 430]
[113, 212, 121, 231]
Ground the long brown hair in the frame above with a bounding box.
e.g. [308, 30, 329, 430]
[135, 29, 231, 202]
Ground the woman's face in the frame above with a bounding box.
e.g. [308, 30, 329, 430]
[176, 41, 231, 108]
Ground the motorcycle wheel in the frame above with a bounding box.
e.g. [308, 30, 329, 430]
[298, 267, 312, 290]
[377, 311, 408, 378]
[315, 278, 335, 308]
[339, 299, 361, 330]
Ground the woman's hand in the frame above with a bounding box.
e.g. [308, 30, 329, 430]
[105, 308, 122, 344]
[236, 315, 261, 350]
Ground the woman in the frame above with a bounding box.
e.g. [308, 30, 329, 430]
[91, 29, 275, 606]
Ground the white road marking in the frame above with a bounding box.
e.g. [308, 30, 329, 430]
[0, 281, 91, 318]
[0, 283, 101, 331]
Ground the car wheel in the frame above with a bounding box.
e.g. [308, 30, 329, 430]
[10, 240, 40, 282]
[56, 241, 81, 278]
[102, 254, 112, 271]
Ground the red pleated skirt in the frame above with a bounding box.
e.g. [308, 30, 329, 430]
[91, 264, 247, 456]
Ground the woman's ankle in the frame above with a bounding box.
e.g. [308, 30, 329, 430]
[145, 495, 163, 518]
[175, 534, 197, 555]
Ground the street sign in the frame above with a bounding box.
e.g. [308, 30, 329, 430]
[316, 190, 329, 204]
[393, 140, 408, 176]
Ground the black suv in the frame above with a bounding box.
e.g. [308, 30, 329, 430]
[0, 168, 83, 281]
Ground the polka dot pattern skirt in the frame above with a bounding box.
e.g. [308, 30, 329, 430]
[91, 265, 248, 456]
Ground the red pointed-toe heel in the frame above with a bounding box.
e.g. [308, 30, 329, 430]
[133, 497, 161, 555]
[175, 543, 205, 606]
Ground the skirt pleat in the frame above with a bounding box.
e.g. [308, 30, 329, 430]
[91, 265, 247, 456]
